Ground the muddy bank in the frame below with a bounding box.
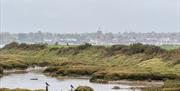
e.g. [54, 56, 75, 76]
[109, 80, 164, 87]
[44, 72, 164, 88]
[43, 66, 179, 84]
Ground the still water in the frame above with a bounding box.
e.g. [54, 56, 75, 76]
[0, 72, 140, 91]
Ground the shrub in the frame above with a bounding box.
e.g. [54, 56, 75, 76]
[3, 42, 47, 50]
[144, 45, 165, 55]
[112, 86, 121, 89]
[77, 43, 92, 50]
[55, 66, 99, 76]
[3, 42, 19, 49]
[57, 47, 79, 55]
[129, 43, 145, 54]
[107, 45, 127, 55]
[1, 64, 28, 70]
[57, 43, 92, 55]
[75, 86, 94, 91]
[44, 66, 60, 73]
[49, 47, 59, 51]
[90, 72, 179, 82]
[118, 43, 166, 55]
[110, 45, 127, 51]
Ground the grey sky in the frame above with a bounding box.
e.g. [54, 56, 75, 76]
[0, 0, 180, 33]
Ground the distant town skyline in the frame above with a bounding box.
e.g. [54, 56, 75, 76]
[1, 30, 180, 34]
[1, 31, 180, 46]
[1, 0, 180, 33]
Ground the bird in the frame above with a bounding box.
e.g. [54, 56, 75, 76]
[45, 82, 50, 86]
[70, 85, 74, 88]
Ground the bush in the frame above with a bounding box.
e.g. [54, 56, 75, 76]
[3, 42, 19, 49]
[129, 43, 145, 54]
[75, 86, 94, 91]
[77, 43, 92, 50]
[56, 66, 99, 76]
[106, 43, 166, 55]
[0, 63, 28, 70]
[3, 42, 47, 50]
[57, 47, 79, 55]
[57, 43, 92, 55]
[107, 45, 127, 55]
[90, 72, 179, 82]
[144, 45, 165, 55]
[110, 45, 127, 51]
[44, 66, 60, 73]
[112, 86, 120, 89]
[49, 47, 59, 51]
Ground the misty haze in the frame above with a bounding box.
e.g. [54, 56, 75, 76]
[0, 0, 180, 91]
[0, 0, 179, 33]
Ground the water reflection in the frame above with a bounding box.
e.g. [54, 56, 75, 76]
[0, 72, 140, 91]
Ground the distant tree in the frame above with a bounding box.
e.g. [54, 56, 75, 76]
[77, 43, 92, 50]
[3, 42, 19, 49]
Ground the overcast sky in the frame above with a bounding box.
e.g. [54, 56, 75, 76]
[0, 0, 180, 33]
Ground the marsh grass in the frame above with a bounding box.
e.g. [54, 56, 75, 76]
[142, 80, 180, 91]
[0, 43, 180, 83]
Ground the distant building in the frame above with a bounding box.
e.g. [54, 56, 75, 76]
[18, 33, 28, 43]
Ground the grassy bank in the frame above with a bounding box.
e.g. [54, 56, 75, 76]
[0, 43, 180, 87]
[0, 88, 44, 91]
[142, 80, 180, 91]
[160, 45, 180, 51]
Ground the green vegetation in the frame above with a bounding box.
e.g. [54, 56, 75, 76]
[112, 86, 120, 90]
[160, 45, 180, 50]
[44, 66, 99, 76]
[3, 42, 47, 51]
[142, 80, 180, 91]
[48, 44, 75, 49]
[0, 42, 180, 90]
[75, 86, 94, 91]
